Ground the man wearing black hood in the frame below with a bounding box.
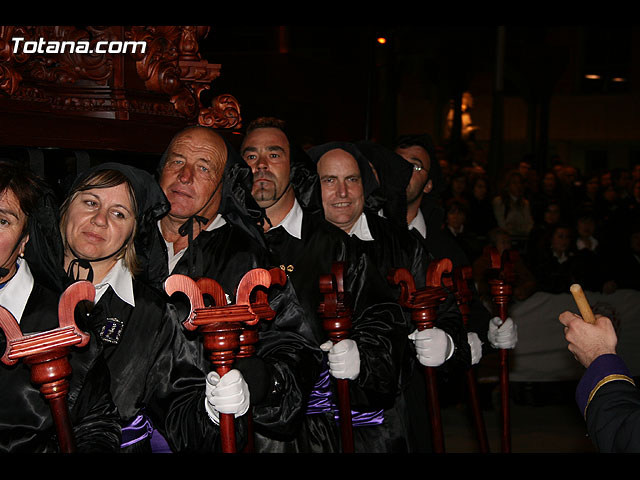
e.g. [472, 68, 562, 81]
[308, 140, 472, 452]
[153, 125, 322, 451]
[394, 135, 517, 405]
[241, 118, 409, 453]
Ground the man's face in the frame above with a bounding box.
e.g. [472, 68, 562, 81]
[241, 127, 291, 209]
[317, 149, 364, 233]
[159, 128, 226, 220]
[395, 145, 431, 204]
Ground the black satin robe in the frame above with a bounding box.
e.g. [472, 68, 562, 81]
[82, 280, 230, 453]
[345, 211, 472, 452]
[416, 197, 492, 345]
[263, 210, 409, 452]
[151, 220, 323, 447]
[0, 283, 120, 453]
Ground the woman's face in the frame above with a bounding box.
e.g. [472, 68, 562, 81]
[0, 188, 28, 278]
[541, 173, 556, 192]
[551, 227, 571, 254]
[451, 175, 466, 194]
[446, 208, 466, 229]
[473, 178, 487, 199]
[63, 184, 135, 262]
[585, 177, 600, 196]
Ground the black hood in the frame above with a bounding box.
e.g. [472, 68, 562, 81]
[307, 141, 384, 213]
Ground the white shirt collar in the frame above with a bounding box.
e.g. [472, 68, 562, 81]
[205, 213, 227, 232]
[408, 209, 427, 239]
[577, 236, 598, 251]
[0, 257, 34, 324]
[94, 258, 135, 307]
[348, 212, 375, 242]
[161, 214, 227, 273]
[269, 198, 303, 240]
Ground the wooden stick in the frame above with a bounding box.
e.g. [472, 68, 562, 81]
[0, 281, 94, 453]
[448, 266, 490, 453]
[486, 246, 515, 453]
[164, 270, 273, 454]
[318, 262, 354, 454]
[388, 261, 450, 454]
[570, 284, 596, 324]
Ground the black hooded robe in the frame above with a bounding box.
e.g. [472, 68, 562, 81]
[150, 136, 323, 450]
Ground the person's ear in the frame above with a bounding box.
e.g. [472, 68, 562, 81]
[423, 179, 433, 195]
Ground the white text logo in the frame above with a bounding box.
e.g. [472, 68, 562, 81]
[11, 37, 147, 55]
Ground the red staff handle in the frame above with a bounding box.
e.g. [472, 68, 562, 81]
[164, 270, 273, 453]
[388, 260, 451, 454]
[486, 246, 516, 453]
[237, 267, 287, 453]
[318, 262, 354, 453]
[0, 281, 94, 453]
[450, 266, 490, 453]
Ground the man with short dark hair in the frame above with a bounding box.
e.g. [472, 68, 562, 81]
[151, 125, 322, 452]
[242, 118, 409, 452]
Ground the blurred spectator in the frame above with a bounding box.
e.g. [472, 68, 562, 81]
[472, 227, 537, 305]
[465, 174, 497, 241]
[530, 170, 563, 222]
[442, 198, 484, 264]
[530, 223, 578, 294]
[576, 174, 602, 214]
[492, 170, 534, 251]
[525, 200, 563, 266]
[572, 210, 613, 293]
[441, 170, 468, 206]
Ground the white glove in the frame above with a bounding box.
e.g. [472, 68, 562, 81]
[204, 369, 250, 425]
[408, 328, 454, 367]
[488, 316, 518, 349]
[467, 332, 483, 365]
[320, 339, 360, 380]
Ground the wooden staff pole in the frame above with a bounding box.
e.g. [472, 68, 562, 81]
[388, 259, 451, 453]
[0, 281, 94, 453]
[318, 262, 354, 453]
[486, 246, 516, 453]
[238, 267, 286, 453]
[165, 270, 273, 454]
[449, 266, 490, 453]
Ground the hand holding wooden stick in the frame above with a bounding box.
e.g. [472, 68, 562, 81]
[570, 284, 596, 324]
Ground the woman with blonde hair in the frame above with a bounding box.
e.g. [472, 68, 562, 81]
[33, 162, 249, 452]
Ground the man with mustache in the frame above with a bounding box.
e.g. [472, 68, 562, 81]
[241, 117, 409, 452]
[152, 125, 322, 452]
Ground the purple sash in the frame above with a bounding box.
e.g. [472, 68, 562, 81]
[307, 358, 384, 427]
[120, 414, 153, 448]
[121, 414, 173, 452]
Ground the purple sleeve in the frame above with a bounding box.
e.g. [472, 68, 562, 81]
[576, 353, 635, 416]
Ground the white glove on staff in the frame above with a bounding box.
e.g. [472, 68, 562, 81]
[204, 369, 250, 425]
[408, 328, 454, 367]
[467, 332, 483, 365]
[488, 316, 518, 349]
[320, 339, 360, 380]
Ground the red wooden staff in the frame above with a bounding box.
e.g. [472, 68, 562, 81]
[388, 258, 452, 453]
[444, 266, 490, 453]
[164, 269, 274, 453]
[238, 267, 286, 453]
[0, 281, 95, 453]
[317, 261, 355, 453]
[485, 245, 517, 453]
